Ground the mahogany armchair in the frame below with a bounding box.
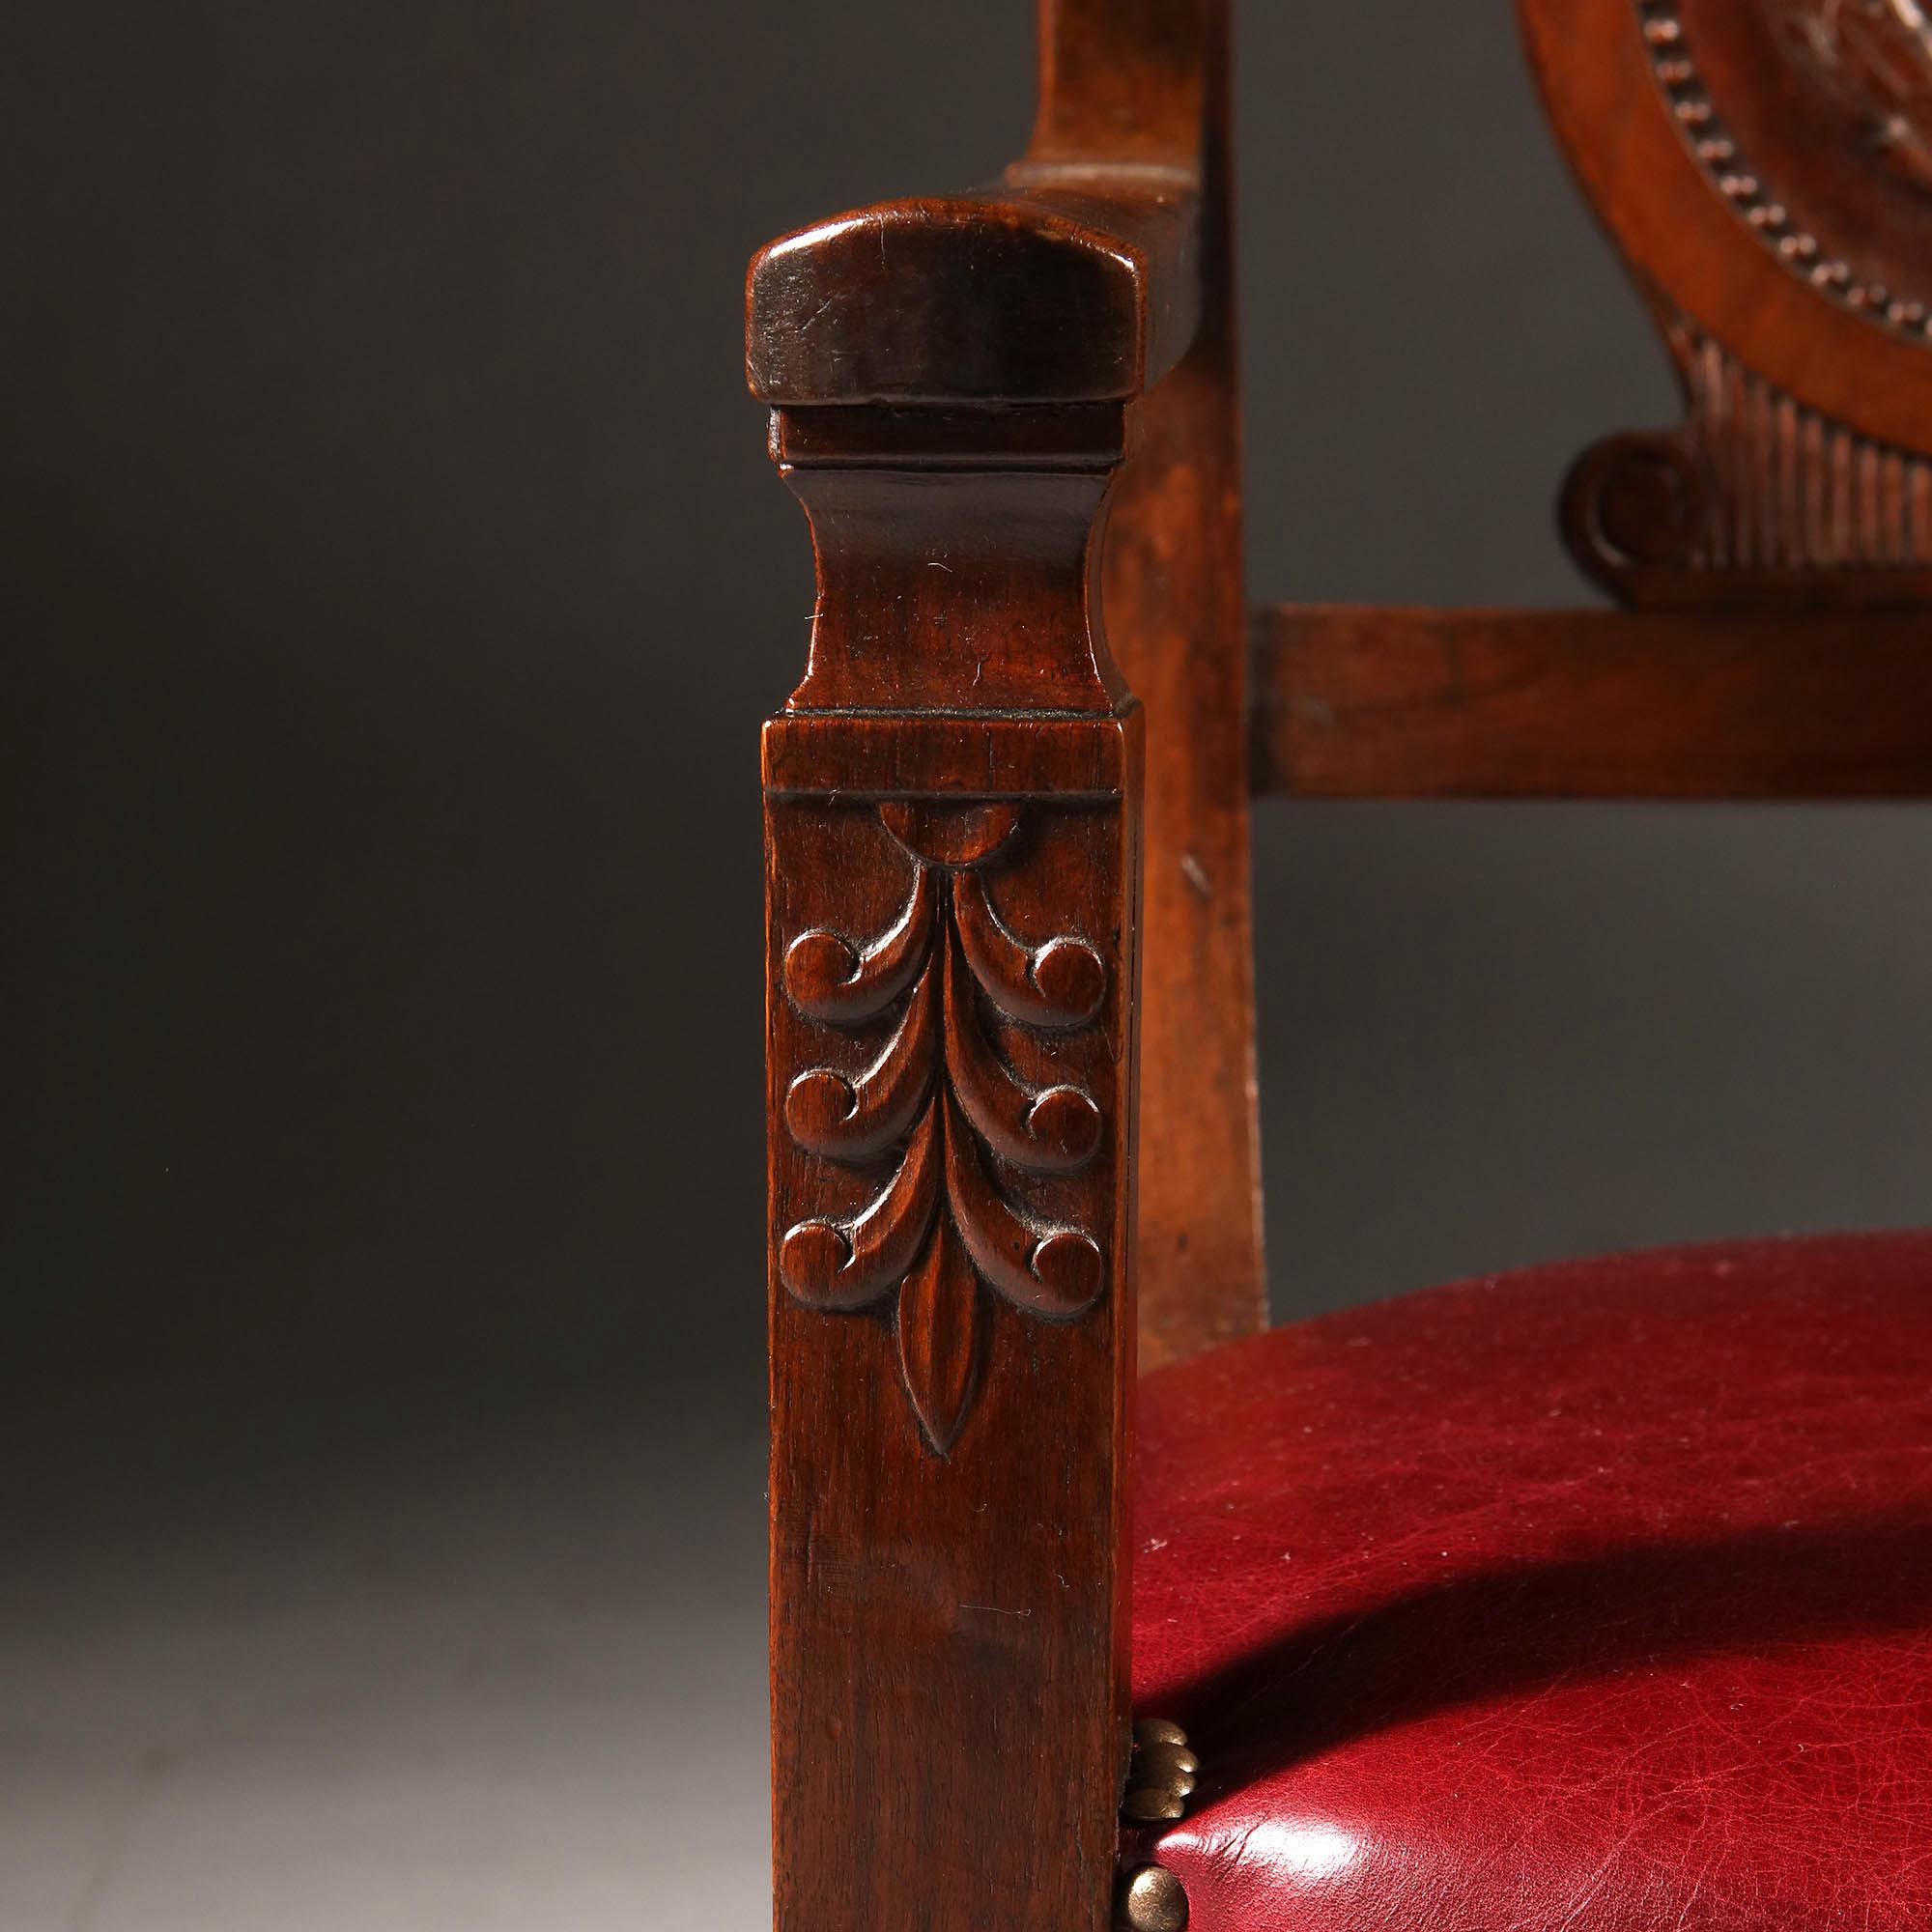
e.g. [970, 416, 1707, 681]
[748, 5, 1932, 1930]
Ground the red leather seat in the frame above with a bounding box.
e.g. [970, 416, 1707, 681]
[1130, 1234, 1932, 1932]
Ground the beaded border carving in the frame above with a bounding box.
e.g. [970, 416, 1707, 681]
[1637, 0, 1932, 338]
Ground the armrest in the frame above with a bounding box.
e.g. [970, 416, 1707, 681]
[746, 168, 1200, 406]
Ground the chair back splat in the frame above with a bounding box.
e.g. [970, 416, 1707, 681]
[1257, 0, 1932, 804]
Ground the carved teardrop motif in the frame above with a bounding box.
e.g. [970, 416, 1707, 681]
[896, 1220, 984, 1458]
[778, 803, 1107, 1455]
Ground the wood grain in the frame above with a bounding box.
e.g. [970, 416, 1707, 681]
[1253, 605, 1932, 799]
[760, 413, 1144, 1932]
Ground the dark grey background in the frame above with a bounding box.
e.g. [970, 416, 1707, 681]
[6, 4, 1928, 1922]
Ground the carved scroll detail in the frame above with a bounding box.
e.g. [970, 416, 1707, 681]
[778, 803, 1107, 1455]
[1564, 310, 1932, 591]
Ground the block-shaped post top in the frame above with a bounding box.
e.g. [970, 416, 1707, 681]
[746, 175, 1199, 407]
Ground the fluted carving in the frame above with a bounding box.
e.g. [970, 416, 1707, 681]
[1564, 313, 1932, 597]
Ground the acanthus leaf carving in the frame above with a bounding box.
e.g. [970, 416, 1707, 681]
[952, 867, 1107, 1029]
[895, 1220, 985, 1459]
[783, 863, 939, 1025]
[778, 802, 1109, 1455]
[782, 951, 939, 1161]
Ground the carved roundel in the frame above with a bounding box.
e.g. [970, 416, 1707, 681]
[1640, 0, 1932, 338]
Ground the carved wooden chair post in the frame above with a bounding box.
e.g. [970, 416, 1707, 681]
[752, 4, 1932, 1932]
[753, 9, 1255, 1930]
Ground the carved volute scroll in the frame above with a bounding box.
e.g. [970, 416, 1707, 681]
[1523, 0, 1932, 603]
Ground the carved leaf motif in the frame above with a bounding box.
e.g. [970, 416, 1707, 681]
[942, 1091, 1105, 1320]
[780, 807, 1108, 1454]
[778, 1098, 941, 1313]
[784, 952, 939, 1160]
[784, 865, 938, 1024]
[953, 867, 1106, 1027]
[897, 1220, 984, 1457]
[942, 930, 1102, 1174]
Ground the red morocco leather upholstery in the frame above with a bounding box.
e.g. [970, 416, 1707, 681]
[1130, 1234, 1932, 1932]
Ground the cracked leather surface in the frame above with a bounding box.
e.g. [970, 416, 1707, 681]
[1130, 1234, 1932, 1932]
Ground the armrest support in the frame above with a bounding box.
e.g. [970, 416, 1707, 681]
[757, 332, 1146, 1932]
[753, 14, 1258, 1932]
[755, 197, 1151, 1932]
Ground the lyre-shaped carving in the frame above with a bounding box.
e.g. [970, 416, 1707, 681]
[778, 803, 1108, 1454]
